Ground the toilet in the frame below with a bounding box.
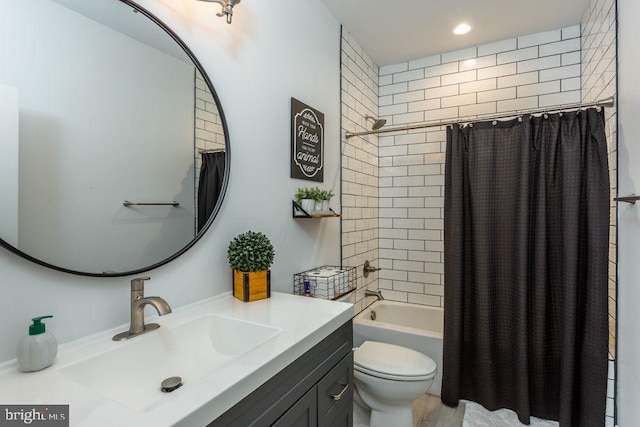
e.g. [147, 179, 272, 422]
[353, 341, 437, 427]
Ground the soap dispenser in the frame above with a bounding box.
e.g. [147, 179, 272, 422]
[17, 315, 57, 372]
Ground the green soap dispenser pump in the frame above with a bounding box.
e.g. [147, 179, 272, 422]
[17, 315, 58, 372]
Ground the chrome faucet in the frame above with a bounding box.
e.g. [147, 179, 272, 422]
[113, 276, 172, 341]
[364, 288, 384, 301]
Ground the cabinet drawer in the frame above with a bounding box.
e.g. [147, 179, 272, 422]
[317, 352, 353, 427]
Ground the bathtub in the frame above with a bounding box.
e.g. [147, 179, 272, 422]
[353, 300, 444, 397]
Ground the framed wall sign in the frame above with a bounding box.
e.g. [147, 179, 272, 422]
[291, 97, 324, 182]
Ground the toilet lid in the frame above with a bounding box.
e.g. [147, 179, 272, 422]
[354, 341, 436, 381]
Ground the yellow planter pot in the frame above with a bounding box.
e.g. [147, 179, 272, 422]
[233, 269, 271, 302]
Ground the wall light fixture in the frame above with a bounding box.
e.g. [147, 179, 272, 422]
[196, 0, 241, 24]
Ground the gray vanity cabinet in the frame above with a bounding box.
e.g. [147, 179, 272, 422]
[209, 321, 354, 427]
[272, 387, 318, 427]
[316, 350, 353, 427]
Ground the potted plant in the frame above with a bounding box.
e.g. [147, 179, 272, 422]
[227, 231, 275, 302]
[295, 187, 316, 213]
[308, 186, 324, 212]
[319, 189, 334, 212]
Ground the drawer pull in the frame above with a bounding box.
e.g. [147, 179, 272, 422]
[330, 383, 349, 401]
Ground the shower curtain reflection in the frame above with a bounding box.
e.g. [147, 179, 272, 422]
[197, 151, 226, 232]
[442, 108, 610, 426]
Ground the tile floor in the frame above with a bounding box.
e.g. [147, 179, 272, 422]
[414, 394, 465, 426]
[351, 361, 615, 426]
[355, 394, 567, 427]
[353, 394, 464, 427]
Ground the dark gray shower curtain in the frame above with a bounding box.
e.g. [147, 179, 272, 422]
[442, 108, 610, 426]
[197, 151, 225, 232]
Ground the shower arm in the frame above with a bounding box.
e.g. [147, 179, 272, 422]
[345, 96, 615, 139]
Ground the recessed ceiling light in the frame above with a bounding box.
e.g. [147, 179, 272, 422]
[453, 23, 471, 35]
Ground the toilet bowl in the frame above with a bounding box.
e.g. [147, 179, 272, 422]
[353, 341, 436, 427]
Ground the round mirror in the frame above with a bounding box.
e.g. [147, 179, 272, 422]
[0, 0, 229, 276]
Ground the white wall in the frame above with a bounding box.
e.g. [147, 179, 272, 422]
[0, 0, 341, 363]
[616, 0, 640, 424]
[0, 85, 19, 247]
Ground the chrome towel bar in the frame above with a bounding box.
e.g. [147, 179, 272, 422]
[123, 201, 180, 207]
[614, 195, 640, 204]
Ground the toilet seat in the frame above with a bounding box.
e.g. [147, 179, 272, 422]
[354, 341, 436, 381]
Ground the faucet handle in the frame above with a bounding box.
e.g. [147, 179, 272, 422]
[363, 260, 382, 278]
[130, 276, 151, 293]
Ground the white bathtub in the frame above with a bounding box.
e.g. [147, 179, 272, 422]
[353, 300, 444, 397]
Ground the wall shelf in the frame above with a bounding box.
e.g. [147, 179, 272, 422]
[292, 201, 340, 218]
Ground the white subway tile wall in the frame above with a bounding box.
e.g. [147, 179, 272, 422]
[341, 14, 616, 421]
[582, 0, 617, 361]
[341, 29, 380, 314]
[375, 25, 581, 308]
[608, 359, 616, 426]
[581, 0, 617, 423]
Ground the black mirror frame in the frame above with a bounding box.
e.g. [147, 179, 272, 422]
[0, 0, 230, 277]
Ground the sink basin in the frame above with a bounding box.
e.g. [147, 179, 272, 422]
[60, 314, 282, 411]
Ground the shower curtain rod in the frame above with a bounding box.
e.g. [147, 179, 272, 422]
[344, 96, 615, 139]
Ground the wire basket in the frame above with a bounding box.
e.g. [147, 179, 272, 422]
[293, 266, 357, 300]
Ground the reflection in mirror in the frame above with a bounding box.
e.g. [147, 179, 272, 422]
[194, 72, 226, 232]
[0, 0, 229, 276]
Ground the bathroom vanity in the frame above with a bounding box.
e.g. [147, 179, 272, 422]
[0, 293, 354, 426]
[211, 320, 353, 426]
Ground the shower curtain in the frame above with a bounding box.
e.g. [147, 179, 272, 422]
[197, 151, 225, 232]
[441, 108, 610, 426]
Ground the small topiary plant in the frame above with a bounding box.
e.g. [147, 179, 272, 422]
[227, 231, 275, 272]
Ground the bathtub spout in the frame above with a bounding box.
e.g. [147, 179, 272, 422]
[364, 289, 384, 300]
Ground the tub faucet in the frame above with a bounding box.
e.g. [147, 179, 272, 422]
[364, 288, 384, 301]
[113, 276, 172, 341]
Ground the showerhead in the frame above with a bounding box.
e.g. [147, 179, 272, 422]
[365, 115, 387, 130]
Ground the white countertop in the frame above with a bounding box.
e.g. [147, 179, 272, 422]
[0, 292, 353, 426]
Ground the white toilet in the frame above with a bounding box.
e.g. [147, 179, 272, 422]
[353, 341, 437, 427]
